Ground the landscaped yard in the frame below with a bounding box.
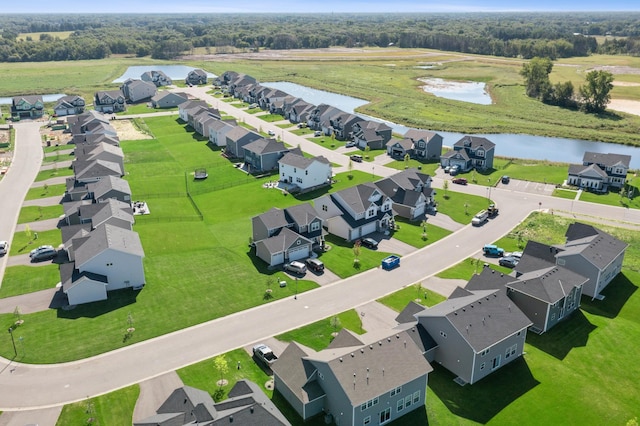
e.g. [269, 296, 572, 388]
[377, 284, 446, 311]
[579, 188, 640, 209]
[0, 264, 60, 298]
[316, 235, 397, 279]
[9, 229, 62, 256]
[275, 309, 364, 351]
[17, 204, 63, 224]
[434, 188, 494, 224]
[56, 385, 138, 426]
[34, 167, 74, 182]
[391, 217, 452, 249]
[24, 183, 66, 200]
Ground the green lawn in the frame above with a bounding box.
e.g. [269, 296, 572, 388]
[43, 143, 73, 153]
[317, 235, 397, 279]
[434, 188, 493, 224]
[579, 189, 640, 209]
[276, 309, 365, 351]
[9, 229, 62, 256]
[17, 204, 63, 224]
[257, 113, 286, 122]
[24, 183, 66, 200]
[0, 264, 60, 298]
[386, 159, 440, 175]
[437, 257, 513, 280]
[391, 217, 452, 249]
[377, 285, 447, 311]
[56, 385, 139, 426]
[34, 167, 74, 182]
[553, 188, 578, 200]
[42, 151, 74, 164]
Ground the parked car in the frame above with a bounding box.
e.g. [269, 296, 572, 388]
[314, 131, 322, 137]
[502, 175, 511, 184]
[284, 261, 307, 275]
[305, 258, 325, 273]
[483, 244, 504, 257]
[29, 245, 54, 257]
[360, 237, 379, 249]
[443, 165, 450, 173]
[253, 344, 278, 367]
[449, 165, 460, 176]
[249, 103, 259, 109]
[504, 251, 523, 259]
[30, 247, 57, 262]
[452, 177, 468, 185]
[350, 154, 363, 163]
[267, 130, 275, 136]
[297, 122, 307, 128]
[0, 240, 8, 256]
[345, 141, 357, 148]
[499, 256, 519, 268]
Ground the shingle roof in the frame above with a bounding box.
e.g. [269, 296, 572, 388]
[256, 228, 312, 256]
[74, 223, 144, 267]
[508, 266, 588, 303]
[271, 342, 322, 404]
[559, 223, 628, 269]
[284, 203, 320, 228]
[395, 300, 426, 324]
[583, 151, 631, 168]
[278, 152, 329, 169]
[514, 240, 561, 274]
[453, 135, 495, 150]
[404, 129, 440, 142]
[87, 175, 131, 200]
[326, 329, 365, 349]
[568, 163, 608, 179]
[243, 139, 287, 155]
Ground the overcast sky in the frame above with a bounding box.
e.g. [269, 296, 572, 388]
[3, 0, 640, 14]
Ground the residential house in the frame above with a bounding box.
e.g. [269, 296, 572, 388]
[207, 119, 236, 146]
[185, 68, 208, 85]
[63, 198, 134, 229]
[352, 120, 392, 150]
[150, 91, 188, 109]
[11, 95, 44, 119]
[284, 98, 314, 123]
[374, 169, 435, 220]
[64, 177, 90, 202]
[314, 183, 394, 241]
[329, 112, 362, 141]
[414, 286, 532, 385]
[273, 328, 432, 426]
[255, 227, 314, 267]
[178, 100, 209, 122]
[94, 90, 126, 113]
[134, 380, 290, 426]
[467, 266, 587, 334]
[385, 138, 415, 159]
[62, 223, 145, 305]
[403, 129, 443, 160]
[72, 132, 120, 148]
[74, 159, 123, 184]
[54, 95, 85, 116]
[567, 152, 631, 192]
[73, 142, 125, 179]
[140, 70, 172, 87]
[440, 136, 495, 172]
[284, 203, 325, 246]
[307, 104, 345, 132]
[243, 139, 290, 173]
[278, 152, 332, 192]
[87, 175, 132, 205]
[192, 109, 222, 138]
[224, 127, 262, 158]
[259, 88, 288, 110]
[67, 110, 110, 135]
[120, 79, 157, 103]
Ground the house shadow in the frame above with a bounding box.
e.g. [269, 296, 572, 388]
[245, 246, 283, 277]
[293, 184, 332, 202]
[580, 273, 637, 319]
[525, 310, 596, 360]
[56, 288, 140, 319]
[428, 358, 539, 424]
[205, 141, 223, 153]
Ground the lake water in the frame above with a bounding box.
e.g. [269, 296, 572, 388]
[262, 81, 640, 169]
[113, 65, 217, 83]
[419, 77, 492, 105]
[0, 94, 67, 105]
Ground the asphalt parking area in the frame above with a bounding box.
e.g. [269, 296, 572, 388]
[497, 178, 555, 196]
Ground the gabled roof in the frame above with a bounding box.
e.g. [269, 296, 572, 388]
[514, 240, 562, 274]
[75, 159, 123, 182]
[74, 223, 144, 267]
[417, 287, 532, 352]
[386, 138, 414, 150]
[61, 223, 92, 246]
[395, 300, 426, 324]
[508, 266, 588, 303]
[332, 183, 386, 216]
[559, 223, 628, 269]
[568, 163, 608, 179]
[84, 199, 134, 229]
[583, 151, 631, 168]
[87, 175, 131, 200]
[453, 135, 495, 151]
[243, 139, 287, 156]
[278, 152, 330, 169]
[285, 203, 321, 228]
[326, 329, 364, 349]
[60, 262, 108, 293]
[95, 90, 124, 101]
[466, 267, 514, 291]
[12, 95, 43, 105]
[271, 342, 324, 404]
[151, 91, 187, 103]
[255, 227, 313, 256]
[404, 129, 441, 142]
[253, 207, 289, 232]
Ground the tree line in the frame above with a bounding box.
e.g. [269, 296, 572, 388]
[1, 12, 640, 62]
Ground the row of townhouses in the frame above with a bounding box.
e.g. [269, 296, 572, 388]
[270, 222, 626, 425]
[58, 110, 146, 306]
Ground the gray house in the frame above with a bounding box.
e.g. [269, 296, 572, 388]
[11, 95, 44, 119]
[243, 139, 289, 173]
[87, 175, 132, 205]
[374, 169, 435, 220]
[141, 70, 172, 87]
[207, 119, 236, 147]
[74, 160, 123, 184]
[134, 380, 290, 426]
[440, 136, 495, 172]
[224, 127, 262, 158]
[273, 328, 432, 426]
[414, 286, 532, 385]
[567, 152, 631, 192]
[94, 90, 126, 113]
[186, 68, 208, 85]
[151, 91, 188, 109]
[54, 95, 85, 116]
[352, 120, 393, 150]
[404, 129, 443, 160]
[120, 79, 157, 103]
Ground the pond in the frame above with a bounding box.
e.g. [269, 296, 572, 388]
[262, 81, 640, 169]
[113, 65, 217, 83]
[418, 77, 492, 105]
[0, 94, 67, 105]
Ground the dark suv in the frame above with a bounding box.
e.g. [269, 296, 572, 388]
[30, 247, 57, 262]
[305, 258, 325, 273]
[360, 237, 379, 249]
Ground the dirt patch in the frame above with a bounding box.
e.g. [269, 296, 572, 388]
[608, 99, 640, 116]
[111, 119, 153, 140]
[613, 81, 640, 87]
[589, 65, 640, 75]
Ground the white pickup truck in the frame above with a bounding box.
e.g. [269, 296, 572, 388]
[472, 210, 489, 226]
[253, 344, 278, 366]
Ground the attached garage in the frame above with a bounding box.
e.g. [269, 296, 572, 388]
[359, 221, 378, 238]
[288, 244, 310, 262]
[61, 263, 109, 306]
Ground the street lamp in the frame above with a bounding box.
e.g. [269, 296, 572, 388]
[7, 327, 17, 357]
[295, 277, 298, 300]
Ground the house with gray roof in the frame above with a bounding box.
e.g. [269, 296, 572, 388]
[255, 227, 314, 267]
[314, 183, 394, 241]
[352, 120, 392, 150]
[178, 100, 209, 122]
[87, 175, 132, 205]
[62, 222, 145, 305]
[134, 380, 290, 426]
[151, 91, 188, 109]
[121, 78, 157, 103]
[385, 138, 414, 159]
[224, 127, 262, 158]
[329, 112, 363, 141]
[273, 328, 432, 426]
[567, 151, 631, 192]
[403, 129, 443, 160]
[11, 95, 44, 119]
[141, 70, 172, 87]
[306, 104, 345, 133]
[207, 119, 236, 147]
[278, 152, 332, 192]
[73, 142, 125, 176]
[440, 135, 495, 172]
[74, 159, 123, 184]
[242, 139, 289, 173]
[63, 198, 133, 230]
[414, 286, 531, 385]
[94, 90, 126, 113]
[185, 68, 208, 85]
[374, 169, 435, 220]
[67, 110, 110, 134]
[72, 132, 121, 148]
[54, 95, 85, 116]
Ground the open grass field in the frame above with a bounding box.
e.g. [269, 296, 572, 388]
[17, 31, 74, 41]
[0, 264, 60, 299]
[56, 385, 138, 426]
[23, 183, 66, 200]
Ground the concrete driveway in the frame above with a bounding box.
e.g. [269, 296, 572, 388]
[132, 371, 183, 423]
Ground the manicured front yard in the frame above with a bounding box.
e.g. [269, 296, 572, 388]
[317, 235, 397, 279]
[0, 264, 60, 298]
[56, 385, 138, 426]
[392, 217, 452, 249]
[579, 188, 640, 209]
[34, 166, 74, 182]
[434, 188, 493, 224]
[378, 285, 446, 311]
[24, 183, 66, 200]
[9, 229, 62, 256]
[276, 309, 364, 351]
[17, 204, 63, 224]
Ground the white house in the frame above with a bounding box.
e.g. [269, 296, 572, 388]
[278, 152, 332, 191]
[207, 119, 236, 146]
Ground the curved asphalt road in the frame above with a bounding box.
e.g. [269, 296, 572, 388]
[1, 95, 639, 411]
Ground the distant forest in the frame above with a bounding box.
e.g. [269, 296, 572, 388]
[1, 13, 640, 62]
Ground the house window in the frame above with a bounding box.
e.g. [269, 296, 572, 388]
[305, 170, 308, 175]
[404, 395, 412, 409]
[363, 416, 371, 425]
[367, 208, 376, 218]
[311, 221, 321, 231]
[322, 205, 328, 212]
[413, 391, 420, 404]
[505, 344, 517, 359]
[480, 362, 486, 370]
[480, 348, 489, 357]
[380, 408, 391, 424]
[296, 177, 303, 183]
[318, 372, 324, 380]
[492, 355, 501, 370]
[440, 331, 447, 338]
[390, 386, 402, 397]
[397, 399, 404, 412]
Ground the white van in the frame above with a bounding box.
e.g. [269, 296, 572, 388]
[284, 261, 307, 275]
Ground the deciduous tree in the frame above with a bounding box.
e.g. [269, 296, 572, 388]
[580, 70, 614, 113]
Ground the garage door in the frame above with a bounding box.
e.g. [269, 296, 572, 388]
[413, 204, 426, 219]
[360, 221, 378, 237]
[288, 245, 310, 262]
[271, 252, 285, 267]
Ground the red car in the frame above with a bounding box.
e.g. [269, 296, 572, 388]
[452, 177, 468, 185]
